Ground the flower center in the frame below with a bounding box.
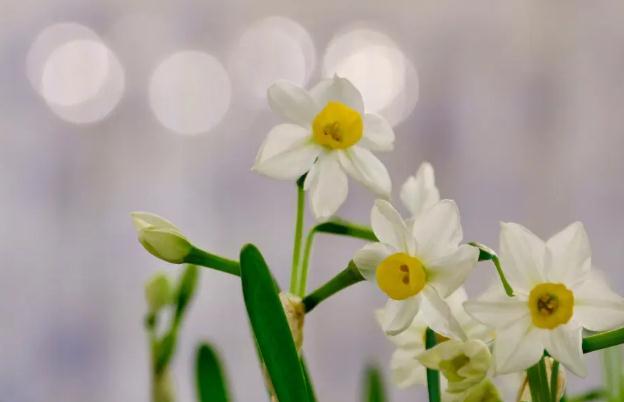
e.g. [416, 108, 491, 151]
[528, 283, 574, 329]
[312, 101, 363, 149]
[375, 253, 426, 300]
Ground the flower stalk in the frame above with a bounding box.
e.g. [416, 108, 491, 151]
[302, 261, 365, 313]
[425, 328, 441, 402]
[290, 175, 307, 296]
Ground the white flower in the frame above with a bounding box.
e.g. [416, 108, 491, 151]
[355, 199, 479, 336]
[376, 287, 493, 389]
[131, 212, 192, 263]
[417, 339, 491, 394]
[253, 76, 394, 220]
[464, 222, 624, 377]
[400, 162, 440, 222]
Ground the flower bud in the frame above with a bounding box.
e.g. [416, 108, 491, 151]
[132, 212, 192, 263]
[418, 339, 491, 394]
[145, 272, 172, 312]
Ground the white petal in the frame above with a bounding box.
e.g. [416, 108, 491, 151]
[381, 296, 422, 336]
[464, 297, 529, 329]
[253, 124, 321, 180]
[542, 321, 586, 377]
[337, 146, 391, 196]
[421, 286, 466, 340]
[360, 113, 395, 151]
[391, 348, 426, 388]
[400, 162, 440, 220]
[309, 75, 364, 113]
[412, 200, 462, 262]
[353, 242, 394, 281]
[370, 199, 410, 251]
[305, 155, 348, 220]
[493, 316, 543, 374]
[499, 222, 546, 294]
[545, 222, 591, 287]
[426, 244, 479, 298]
[573, 270, 624, 331]
[267, 80, 318, 126]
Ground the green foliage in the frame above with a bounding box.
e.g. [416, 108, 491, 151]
[363, 365, 386, 402]
[239, 244, 311, 402]
[196, 343, 230, 402]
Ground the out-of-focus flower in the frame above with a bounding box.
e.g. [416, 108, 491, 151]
[377, 287, 493, 389]
[354, 199, 479, 336]
[145, 272, 173, 312]
[253, 76, 394, 220]
[400, 162, 440, 222]
[465, 222, 624, 376]
[458, 378, 502, 402]
[131, 212, 192, 264]
[418, 339, 491, 394]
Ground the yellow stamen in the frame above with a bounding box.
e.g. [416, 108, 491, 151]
[528, 283, 574, 329]
[312, 101, 363, 149]
[376, 253, 426, 300]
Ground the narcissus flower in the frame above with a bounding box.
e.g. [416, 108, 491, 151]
[354, 199, 479, 336]
[131, 212, 192, 264]
[464, 222, 624, 377]
[400, 162, 440, 222]
[253, 76, 394, 220]
[376, 287, 492, 389]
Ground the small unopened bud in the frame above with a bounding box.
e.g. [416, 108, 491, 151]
[145, 273, 172, 312]
[516, 357, 566, 402]
[279, 292, 305, 351]
[132, 212, 192, 263]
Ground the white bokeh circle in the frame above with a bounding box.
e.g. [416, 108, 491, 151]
[149, 50, 231, 135]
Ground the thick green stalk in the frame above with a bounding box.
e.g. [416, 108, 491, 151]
[527, 358, 550, 402]
[302, 261, 365, 312]
[550, 360, 560, 402]
[290, 176, 307, 295]
[601, 345, 623, 401]
[583, 327, 624, 353]
[425, 328, 441, 402]
[185, 247, 240, 276]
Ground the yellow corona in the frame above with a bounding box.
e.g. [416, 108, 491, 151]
[528, 283, 574, 329]
[376, 253, 427, 300]
[312, 101, 363, 149]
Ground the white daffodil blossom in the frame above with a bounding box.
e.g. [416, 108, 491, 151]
[376, 287, 493, 389]
[131, 212, 192, 264]
[400, 161, 440, 222]
[418, 339, 491, 394]
[464, 222, 624, 377]
[253, 76, 395, 220]
[354, 198, 479, 337]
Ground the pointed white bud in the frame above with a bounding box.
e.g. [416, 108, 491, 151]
[131, 212, 192, 264]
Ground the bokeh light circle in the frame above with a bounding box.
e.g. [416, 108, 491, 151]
[323, 28, 419, 125]
[27, 23, 126, 124]
[149, 50, 231, 135]
[230, 16, 316, 102]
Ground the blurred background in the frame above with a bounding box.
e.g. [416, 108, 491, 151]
[2, 0, 624, 401]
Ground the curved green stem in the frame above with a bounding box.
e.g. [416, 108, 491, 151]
[290, 176, 307, 295]
[185, 247, 240, 276]
[425, 328, 441, 402]
[302, 261, 365, 312]
[469, 242, 514, 297]
[583, 327, 624, 354]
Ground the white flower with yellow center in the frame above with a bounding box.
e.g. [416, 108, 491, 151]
[400, 161, 440, 222]
[354, 199, 479, 336]
[253, 76, 394, 220]
[376, 287, 493, 389]
[464, 222, 624, 377]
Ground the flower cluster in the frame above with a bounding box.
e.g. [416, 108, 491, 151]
[133, 75, 624, 402]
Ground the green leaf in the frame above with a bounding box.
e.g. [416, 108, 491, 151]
[196, 343, 230, 402]
[239, 244, 310, 402]
[301, 357, 318, 402]
[363, 365, 386, 402]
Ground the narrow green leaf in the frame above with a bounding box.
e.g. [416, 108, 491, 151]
[196, 343, 230, 402]
[301, 357, 318, 402]
[363, 365, 386, 402]
[239, 244, 310, 402]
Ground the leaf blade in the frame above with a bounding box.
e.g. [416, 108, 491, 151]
[196, 343, 230, 402]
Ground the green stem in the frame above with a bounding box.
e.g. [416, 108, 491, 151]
[551, 360, 560, 402]
[469, 242, 514, 296]
[185, 247, 240, 276]
[527, 358, 550, 402]
[302, 261, 365, 313]
[290, 176, 307, 295]
[425, 328, 441, 402]
[583, 327, 624, 353]
[297, 228, 317, 297]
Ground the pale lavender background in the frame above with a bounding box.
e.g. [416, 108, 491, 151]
[2, 1, 624, 401]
